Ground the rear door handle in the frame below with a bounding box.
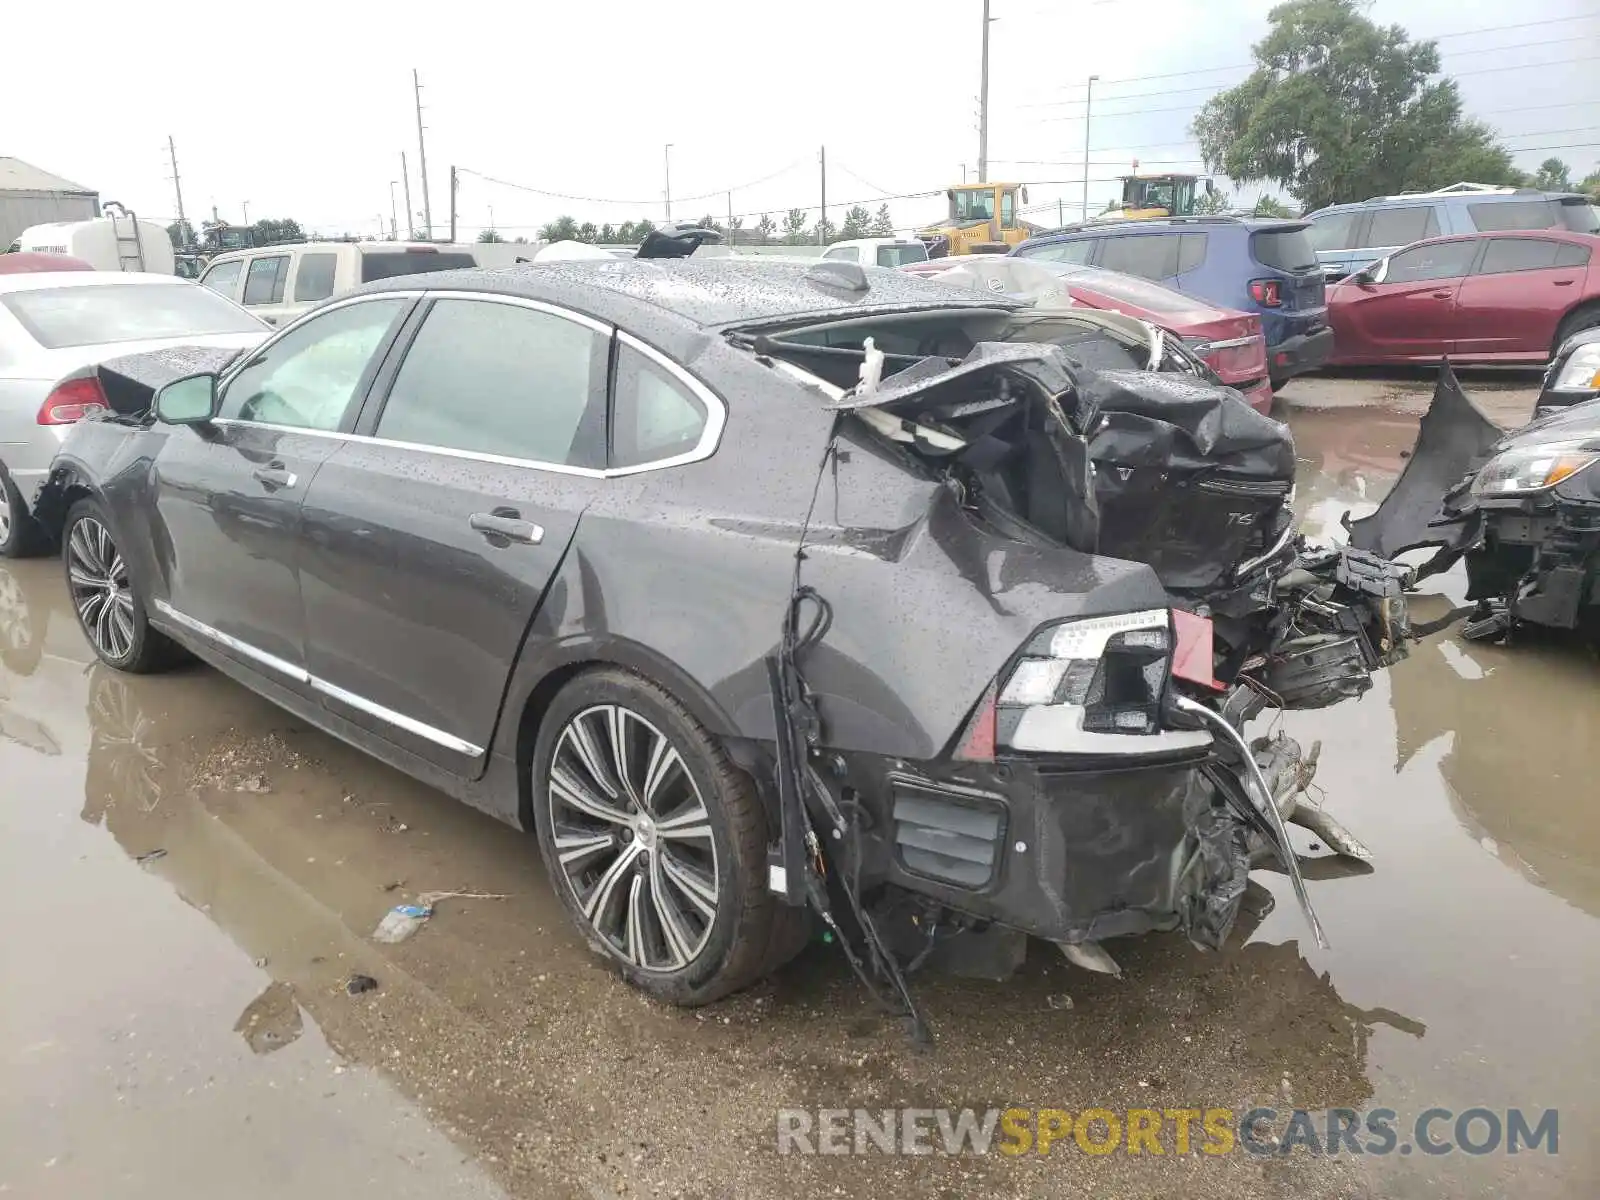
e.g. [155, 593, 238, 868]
[252, 464, 297, 489]
[1429, 291, 1453, 299]
[469, 511, 544, 545]
[1554, 279, 1575, 287]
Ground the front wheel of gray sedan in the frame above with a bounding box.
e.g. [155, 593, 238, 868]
[62, 498, 182, 674]
[532, 668, 803, 1005]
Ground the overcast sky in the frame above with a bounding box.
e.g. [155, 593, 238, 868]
[4, 0, 1596, 239]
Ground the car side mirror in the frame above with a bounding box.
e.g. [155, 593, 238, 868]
[1354, 259, 1387, 286]
[154, 373, 219, 425]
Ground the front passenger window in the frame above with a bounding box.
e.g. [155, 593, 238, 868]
[1384, 240, 1478, 284]
[219, 298, 408, 430]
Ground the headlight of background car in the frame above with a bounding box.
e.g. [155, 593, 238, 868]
[1549, 343, 1600, 392]
[1471, 440, 1600, 496]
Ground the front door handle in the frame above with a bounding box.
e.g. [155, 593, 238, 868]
[252, 464, 297, 489]
[1554, 279, 1575, 287]
[470, 510, 544, 545]
[1429, 290, 1453, 299]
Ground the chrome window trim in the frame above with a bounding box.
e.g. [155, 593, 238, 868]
[216, 290, 429, 390]
[611, 328, 728, 475]
[213, 296, 729, 479]
[152, 598, 485, 757]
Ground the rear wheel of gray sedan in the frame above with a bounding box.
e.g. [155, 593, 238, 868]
[62, 498, 182, 674]
[0, 466, 45, 559]
[532, 668, 802, 1005]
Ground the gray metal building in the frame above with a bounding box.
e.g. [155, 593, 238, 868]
[0, 157, 100, 250]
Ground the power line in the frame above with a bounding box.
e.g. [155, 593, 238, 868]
[457, 155, 812, 210]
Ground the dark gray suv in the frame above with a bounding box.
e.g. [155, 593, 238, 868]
[33, 259, 1406, 1022]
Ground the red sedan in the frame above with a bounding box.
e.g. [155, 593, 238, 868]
[901, 258, 1274, 412]
[1327, 229, 1600, 365]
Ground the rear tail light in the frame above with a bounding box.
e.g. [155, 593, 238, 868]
[38, 377, 109, 425]
[1249, 278, 1282, 307]
[955, 610, 1215, 759]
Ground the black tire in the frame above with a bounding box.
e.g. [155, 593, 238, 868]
[61, 497, 182, 674]
[0, 465, 45, 559]
[1554, 303, 1600, 356]
[531, 666, 794, 1005]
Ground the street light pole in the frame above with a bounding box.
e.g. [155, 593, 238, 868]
[242, 200, 251, 225]
[389, 181, 400, 241]
[1082, 74, 1099, 221]
[664, 144, 674, 222]
[977, 0, 993, 182]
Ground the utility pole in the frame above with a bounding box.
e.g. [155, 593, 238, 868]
[449, 166, 458, 243]
[818, 145, 827, 245]
[663, 144, 673, 221]
[1083, 74, 1099, 221]
[389, 181, 400, 241]
[727, 191, 733, 243]
[978, 0, 993, 182]
[242, 200, 251, 225]
[166, 136, 188, 245]
[414, 69, 433, 238]
[400, 151, 415, 239]
[1058, 197, 1064, 226]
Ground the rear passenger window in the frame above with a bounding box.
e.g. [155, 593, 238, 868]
[1176, 233, 1208, 273]
[200, 259, 243, 297]
[242, 256, 289, 305]
[1477, 239, 1562, 274]
[1468, 200, 1559, 232]
[611, 341, 712, 469]
[375, 298, 606, 468]
[1098, 234, 1180, 280]
[293, 253, 338, 302]
[1366, 207, 1439, 247]
[1018, 239, 1095, 265]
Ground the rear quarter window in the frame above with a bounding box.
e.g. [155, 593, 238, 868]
[1250, 228, 1318, 271]
[1467, 200, 1560, 232]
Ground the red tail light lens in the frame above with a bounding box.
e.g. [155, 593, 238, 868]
[38, 377, 109, 425]
[952, 680, 998, 762]
[1249, 278, 1282, 307]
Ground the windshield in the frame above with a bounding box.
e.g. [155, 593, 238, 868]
[1251, 228, 1319, 271]
[1, 282, 265, 349]
[876, 243, 928, 267]
[358, 250, 477, 282]
[951, 189, 996, 221]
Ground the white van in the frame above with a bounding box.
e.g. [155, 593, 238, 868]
[198, 241, 478, 325]
[11, 208, 175, 275]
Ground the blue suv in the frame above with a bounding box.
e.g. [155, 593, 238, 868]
[1306, 184, 1600, 282]
[1011, 216, 1331, 386]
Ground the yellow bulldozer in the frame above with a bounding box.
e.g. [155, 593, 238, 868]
[1103, 172, 1215, 220]
[917, 182, 1035, 257]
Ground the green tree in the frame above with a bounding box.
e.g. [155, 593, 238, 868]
[1192, 0, 1519, 212]
[634, 219, 657, 240]
[755, 213, 777, 242]
[577, 222, 599, 243]
[539, 216, 581, 241]
[781, 208, 809, 244]
[477, 229, 505, 242]
[1252, 194, 1294, 217]
[599, 223, 617, 243]
[870, 204, 895, 236]
[250, 217, 304, 246]
[1532, 157, 1573, 191]
[1581, 164, 1600, 202]
[1195, 188, 1233, 214]
[166, 219, 196, 249]
[726, 215, 745, 244]
[839, 205, 873, 239]
[814, 216, 837, 244]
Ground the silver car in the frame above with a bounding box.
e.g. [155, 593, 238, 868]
[0, 272, 268, 555]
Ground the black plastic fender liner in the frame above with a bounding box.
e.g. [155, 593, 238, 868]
[1346, 363, 1503, 575]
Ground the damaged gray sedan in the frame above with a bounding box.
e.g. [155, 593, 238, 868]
[33, 259, 1409, 1031]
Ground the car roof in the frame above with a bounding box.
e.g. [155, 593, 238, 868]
[1021, 216, 1306, 244]
[205, 241, 453, 264]
[351, 257, 1017, 331]
[1309, 189, 1590, 216]
[1384, 229, 1600, 250]
[0, 271, 196, 295]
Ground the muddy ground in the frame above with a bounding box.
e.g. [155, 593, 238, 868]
[3, 369, 1596, 1199]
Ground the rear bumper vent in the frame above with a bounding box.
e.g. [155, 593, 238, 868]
[890, 776, 1007, 890]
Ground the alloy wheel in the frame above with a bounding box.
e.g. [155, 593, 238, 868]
[546, 703, 721, 972]
[67, 517, 136, 661]
[0, 496, 12, 544]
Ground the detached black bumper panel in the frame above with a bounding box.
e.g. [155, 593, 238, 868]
[1268, 326, 1335, 383]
